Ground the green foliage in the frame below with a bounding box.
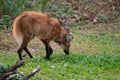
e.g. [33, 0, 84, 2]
[97, 13, 109, 23]
[3, 15, 11, 29]
[1, 0, 33, 17]
[0, 0, 4, 12]
[0, 0, 35, 30]
[48, 2, 74, 17]
[0, 63, 9, 74]
[1, 0, 120, 30]
[41, 0, 47, 13]
[0, 15, 11, 30]
[112, 11, 120, 21]
[0, 0, 48, 17]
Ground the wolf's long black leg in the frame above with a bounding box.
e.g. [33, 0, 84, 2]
[24, 46, 33, 58]
[41, 40, 53, 59]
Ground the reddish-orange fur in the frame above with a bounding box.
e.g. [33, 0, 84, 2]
[13, 11, 62, 42]
[13, 11, 72, 60]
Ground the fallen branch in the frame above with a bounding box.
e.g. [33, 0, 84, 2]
[0, 71, 16, 79]
[0, 60, 25, 80]
[8, 60, 25, 72]
[22, 66, 40, 80]
[0, 60, 40, 80]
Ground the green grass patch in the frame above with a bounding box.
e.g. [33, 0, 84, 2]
[0, 51, 120, 80]
[73, 30, 120, 54]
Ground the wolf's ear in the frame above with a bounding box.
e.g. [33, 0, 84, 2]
[66, 32, 74, 42]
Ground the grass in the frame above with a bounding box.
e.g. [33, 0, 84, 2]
[72, 28, 120, 54]
[0, 24, 120, 79]
[0, 51, 120, 80]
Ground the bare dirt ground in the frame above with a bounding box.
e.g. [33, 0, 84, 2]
[0, 30, 63, 54]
